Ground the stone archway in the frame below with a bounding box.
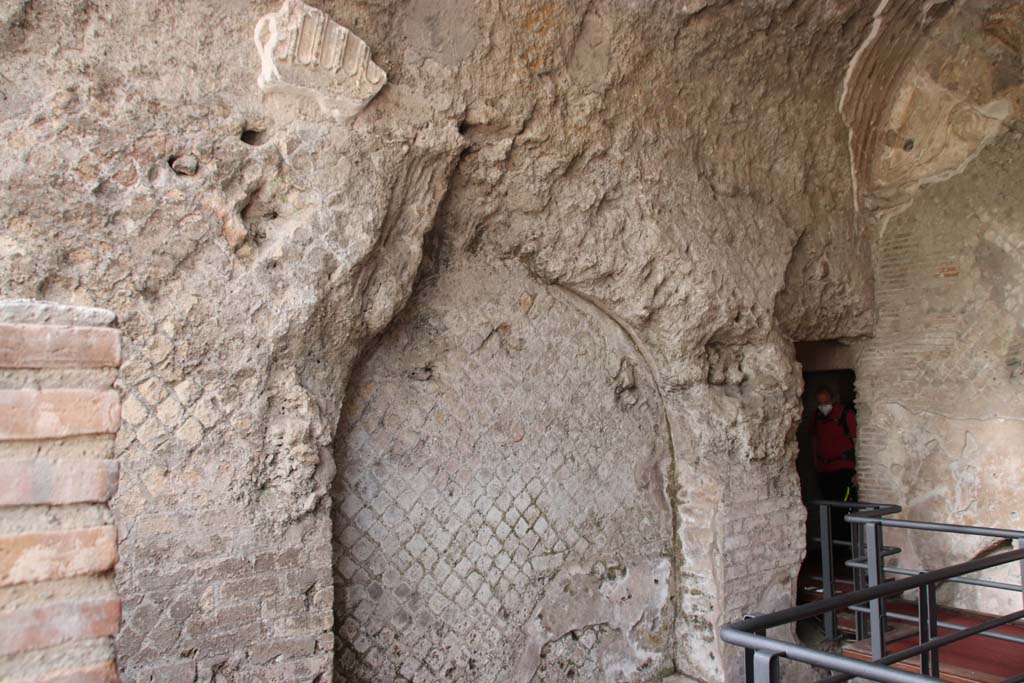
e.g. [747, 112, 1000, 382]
[332, 253, 675, 682]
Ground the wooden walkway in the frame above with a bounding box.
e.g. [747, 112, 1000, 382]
[843, 601, 1024, 683]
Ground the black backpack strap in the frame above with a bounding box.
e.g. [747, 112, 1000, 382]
[838, 405, 850, 439]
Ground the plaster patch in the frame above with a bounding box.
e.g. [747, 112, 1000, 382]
[512, 557, 672, 683]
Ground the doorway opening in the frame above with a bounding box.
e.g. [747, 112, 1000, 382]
[796, 368, 856, 513]
[794, 341, 859, 642]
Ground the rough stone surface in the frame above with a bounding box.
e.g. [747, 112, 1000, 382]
[334, 256, 674, 681]
[3, 0, 1021, 682]
[3, 1, 461, 679]
[0, 0, 875, 680]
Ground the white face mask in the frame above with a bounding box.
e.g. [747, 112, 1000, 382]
[818, 403, 832, 416]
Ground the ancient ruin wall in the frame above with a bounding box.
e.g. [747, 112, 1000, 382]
[844, 0, 1024, 615]
[856, 132, 1024, 613]
[1, 1, 462, 679]
[0, 301, 123, 683]
[334, 255, 675, 681]
[0, 1, 883, 681]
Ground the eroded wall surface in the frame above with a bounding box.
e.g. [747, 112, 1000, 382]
[856, 131, 1024, 613]
[1, 2, 462, 680]
[844, 0, 1024, 614]
[335, 256, 674, 681]
[0, 0, 883, 681]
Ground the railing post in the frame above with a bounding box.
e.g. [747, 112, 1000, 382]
[1017, 536, 1024, 611]
[851, 519, 868, 640]
[865, 521, 887, 660]
[753, 649, 782, 683]
[743, 616, 764, 683]
[918, 582, 940, 676]
[820, 503, 837, 641]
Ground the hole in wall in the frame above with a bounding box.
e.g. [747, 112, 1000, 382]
[167, 154, 199, 176]
[241, 127, 268, 146]
[238, 184, 279, 244]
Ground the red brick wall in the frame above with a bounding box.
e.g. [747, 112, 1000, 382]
[0, 301, 122, 683]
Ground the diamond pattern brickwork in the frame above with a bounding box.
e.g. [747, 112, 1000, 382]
[333, 261, 673, 682]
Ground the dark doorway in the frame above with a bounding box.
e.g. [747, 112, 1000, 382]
[795, 366, 858, 641]
[796, 369, 856, 506]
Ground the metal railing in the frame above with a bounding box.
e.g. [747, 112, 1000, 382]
[721, 501, 1024, 682]
[812, 501, 902, 642]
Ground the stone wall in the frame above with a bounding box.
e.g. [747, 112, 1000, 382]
[0, 1, 887, 682]
[334, 254, 675, 681]
[0, 300, 123, 683]
[855, 130, 1024, 613]
[839, 0, 1024, 614]
[2, 3, 460, 681]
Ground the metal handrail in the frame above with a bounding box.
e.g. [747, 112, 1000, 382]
[847, 604, 1024, 645]
[734, 549, 1024, 632]
[809, 500, 903, 642]
[817, 608, 1024, 683]
[723, 500, 1024, 682]
[722, 547, 1024, 682]
[844, 515, 1024, 540]
[845, 561, 1024, 594]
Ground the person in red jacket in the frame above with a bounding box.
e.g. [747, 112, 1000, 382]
[812, 386, 857, 503]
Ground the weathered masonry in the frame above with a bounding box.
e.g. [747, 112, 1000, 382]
[0, 0, 1021, 681]
[0, 302, 123, 683]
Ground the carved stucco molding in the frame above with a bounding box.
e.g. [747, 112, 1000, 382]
[254, 0, 387, 120]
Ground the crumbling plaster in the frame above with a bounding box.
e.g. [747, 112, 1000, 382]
[840, 0, 1024, 618]
[5, 0, 1013, 681]
[854, 130, 1024, 616]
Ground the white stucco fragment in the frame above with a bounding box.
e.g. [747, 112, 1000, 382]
[254, 0, 387, 120]
[512, 558, 672, 683]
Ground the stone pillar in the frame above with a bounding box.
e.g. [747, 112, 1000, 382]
[0, 300, 123, 683]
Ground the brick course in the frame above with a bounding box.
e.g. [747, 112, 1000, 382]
[0, 323, 121, 369]
[0, 598, 122, 656]
[31, 661, 119, 683]
[0, 389, 121, 440]
[0, 527, 118, 586]
[0, 459, 119, 506]
[0, 300, 123, 681]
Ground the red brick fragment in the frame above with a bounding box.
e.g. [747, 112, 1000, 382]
[0, 526, 118, 586]
[0, 389, 121, 440]
[0, 323, 121, 369]
[0, 597, 121, 655]
[0, 459, 119, 506]
[9, 660, 119, 683]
